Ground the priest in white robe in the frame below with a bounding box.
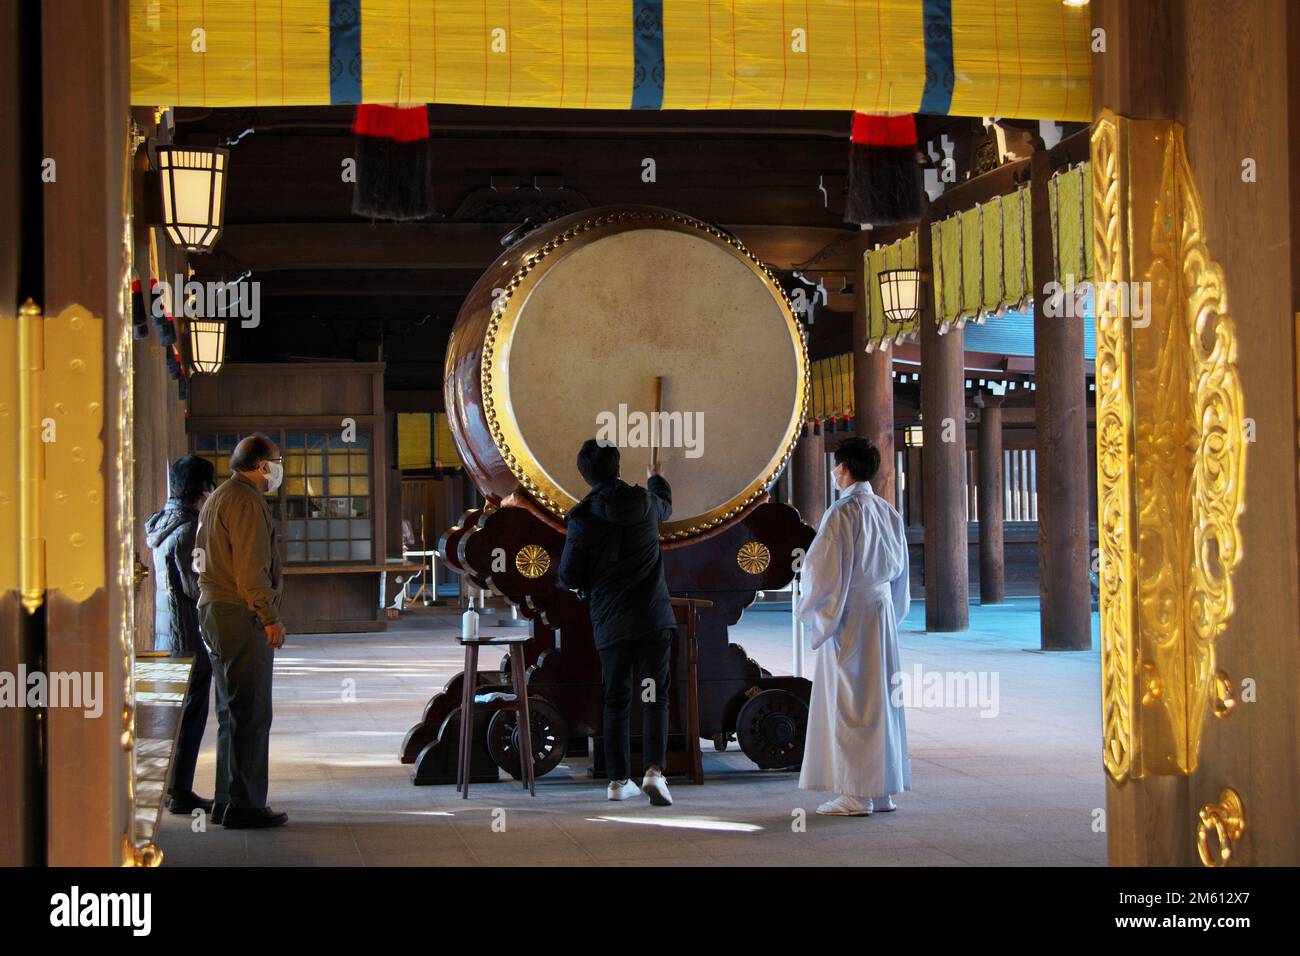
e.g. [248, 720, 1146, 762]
[796, 436, 911, 816]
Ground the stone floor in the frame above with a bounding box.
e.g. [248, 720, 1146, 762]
[157, 597, 1106, 866]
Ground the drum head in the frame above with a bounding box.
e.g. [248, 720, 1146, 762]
[482, 210, 807, 540]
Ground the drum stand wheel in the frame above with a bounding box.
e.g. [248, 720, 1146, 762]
[735, 688, 808, 770]
[486, 697, 569, 781]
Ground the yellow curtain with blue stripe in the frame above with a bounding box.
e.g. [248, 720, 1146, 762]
[130, 0, 1091, 120]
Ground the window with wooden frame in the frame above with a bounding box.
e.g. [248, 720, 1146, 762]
[192, 427, 375, 564]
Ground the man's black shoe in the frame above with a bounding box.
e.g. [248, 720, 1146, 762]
[166, 791, 215, 815]
[221, 806, 289, 829]
[211, 802, 228, 825]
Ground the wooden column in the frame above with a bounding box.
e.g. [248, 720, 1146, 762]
[905, 443, 923, 526]
[790, 428, 826, 529]
[41, 0, 133, 866]
[0, 0, 44, 867]
[1093, 0, 1300, 869]
[852, 235, 897, 503]
[1030, 150, 1092, 650]
[858, 348, 896, 502]
[975, 394, 1005, 604]
[918, 220, 969, 632]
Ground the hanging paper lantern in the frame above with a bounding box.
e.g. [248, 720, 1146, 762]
[155, 145, 229, 253]
[188, 317, 227, 374]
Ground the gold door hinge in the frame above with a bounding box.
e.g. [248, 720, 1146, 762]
[10, 298, 106, 614]
[0, 306, 20, 597]
[18, 299, 45, 612]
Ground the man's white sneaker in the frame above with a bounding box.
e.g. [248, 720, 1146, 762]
[607, 779, 641, 801]
[816, 795, 870, 816]
[642, 768, 673, 806]
[869, 796, 897, 813]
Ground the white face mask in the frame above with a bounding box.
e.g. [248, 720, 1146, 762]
[264, 460, 284, 493]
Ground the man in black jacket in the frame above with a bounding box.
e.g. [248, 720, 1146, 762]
[145, 455, 218, 815]
[558, 439, 677, 805]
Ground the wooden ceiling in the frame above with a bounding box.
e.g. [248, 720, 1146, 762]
[181, 105, 1020, 392]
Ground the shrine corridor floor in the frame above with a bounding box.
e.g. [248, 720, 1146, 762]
[157, 597, 1105, 867]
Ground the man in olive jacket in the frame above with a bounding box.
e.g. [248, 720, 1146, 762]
[196, 433, 288, 829]
[558, 439, 677, 806]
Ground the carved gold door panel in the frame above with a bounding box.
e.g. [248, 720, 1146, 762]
[1092, 111, 1247, 785]
[1094, 101, 1300, 867]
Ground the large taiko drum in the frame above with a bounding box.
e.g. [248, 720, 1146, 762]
[445, 205, 809, 543]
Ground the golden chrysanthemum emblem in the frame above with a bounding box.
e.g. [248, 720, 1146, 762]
[737, 541, 771, 575]
[515, 544, 551, 579]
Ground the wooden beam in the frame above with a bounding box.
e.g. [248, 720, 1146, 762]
[41, 0, 132, 868]
[181, 104, 857, 138]
[926, 159, 1032, 221]
[202, 130, 850, 227]
[206, 222, 862, 273]
[199, 268, 487, 297]
[1048, 126, 1091, 170]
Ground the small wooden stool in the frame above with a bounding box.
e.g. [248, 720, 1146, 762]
[669, 596, 713, 785]
[456, 632, 536, 798]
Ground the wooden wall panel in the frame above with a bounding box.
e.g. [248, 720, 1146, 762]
[1176, 0, 1300, 870]
[189, 362, 383, 419]
[280, 573, 381, 633]
[1095, 0, 1300, 866]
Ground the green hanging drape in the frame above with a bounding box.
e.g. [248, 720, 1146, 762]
[929, 162, 1091, 331]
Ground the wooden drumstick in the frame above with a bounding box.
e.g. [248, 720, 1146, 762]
[650, 376, 663, 472]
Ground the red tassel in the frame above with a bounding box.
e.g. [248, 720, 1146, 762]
[844, 112, 924, 227]
[850, 113, 917, 148]
[353, 104, 430, 143]
[352, 105, 436, 221]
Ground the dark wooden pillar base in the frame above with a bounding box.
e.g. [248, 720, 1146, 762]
[976, 394, 1005, 605]
[791, 428, 826, 530]
[1030, 151, 1092, 651]
[919, 219, 970, 632]
[852, 235, 897, 504]
[858, 345, 896, 504]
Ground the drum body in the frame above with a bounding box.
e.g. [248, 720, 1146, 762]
[445, 205, 808, 543]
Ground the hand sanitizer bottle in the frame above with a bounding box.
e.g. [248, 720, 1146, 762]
[462, 595, 479, 642]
